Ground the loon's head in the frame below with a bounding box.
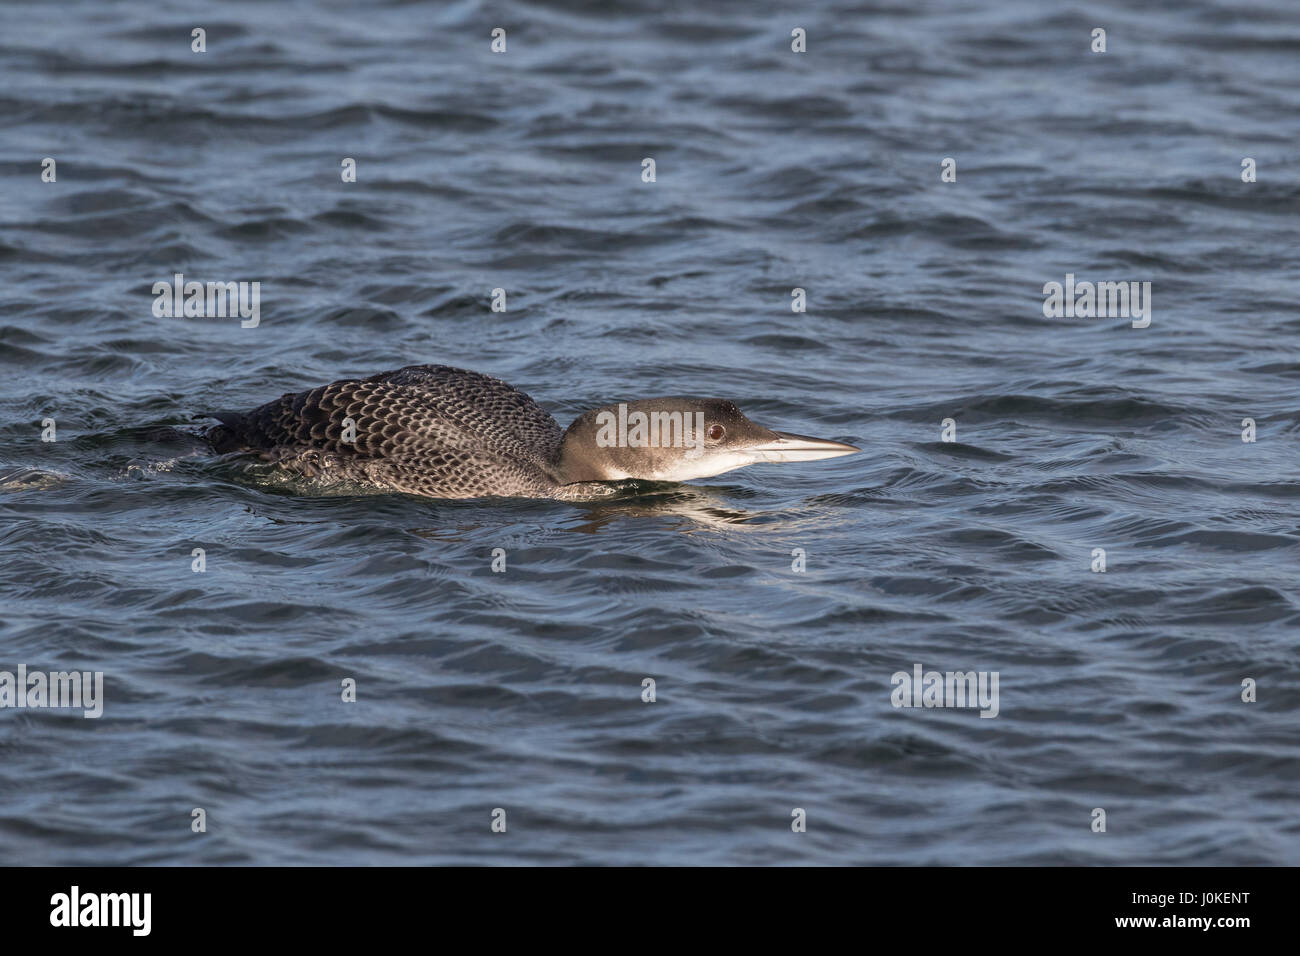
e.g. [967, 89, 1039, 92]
[556, 397, 860, 484]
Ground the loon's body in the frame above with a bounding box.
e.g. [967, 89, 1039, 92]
[206, 364, 858, 500]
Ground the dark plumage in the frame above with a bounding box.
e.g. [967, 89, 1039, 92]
[207, 365, 577, 498]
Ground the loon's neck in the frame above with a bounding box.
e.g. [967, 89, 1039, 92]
[552, 419, 628, 484]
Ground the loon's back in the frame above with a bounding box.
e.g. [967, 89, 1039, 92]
[208, 365, 567, 498]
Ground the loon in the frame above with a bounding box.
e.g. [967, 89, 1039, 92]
[206, 364, 859, 500]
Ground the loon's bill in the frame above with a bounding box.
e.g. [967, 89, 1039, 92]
[205, 364, 861, 500]
[745, 431, 861, 463]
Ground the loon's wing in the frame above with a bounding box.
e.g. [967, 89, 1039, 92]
[205, 365, 565, 496]
[368, 365, 563, 467]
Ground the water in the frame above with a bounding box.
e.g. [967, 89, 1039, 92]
[1, 0, 1298, 865]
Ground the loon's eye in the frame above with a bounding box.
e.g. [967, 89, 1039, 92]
[707, 424, 725, 441]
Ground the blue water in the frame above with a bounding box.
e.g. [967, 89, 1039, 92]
[1, 0, 1298, 864]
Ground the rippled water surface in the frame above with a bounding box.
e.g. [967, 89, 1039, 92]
[1, 0, 1299, 865]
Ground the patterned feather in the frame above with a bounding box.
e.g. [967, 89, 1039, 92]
[207, 365, 569, 498]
